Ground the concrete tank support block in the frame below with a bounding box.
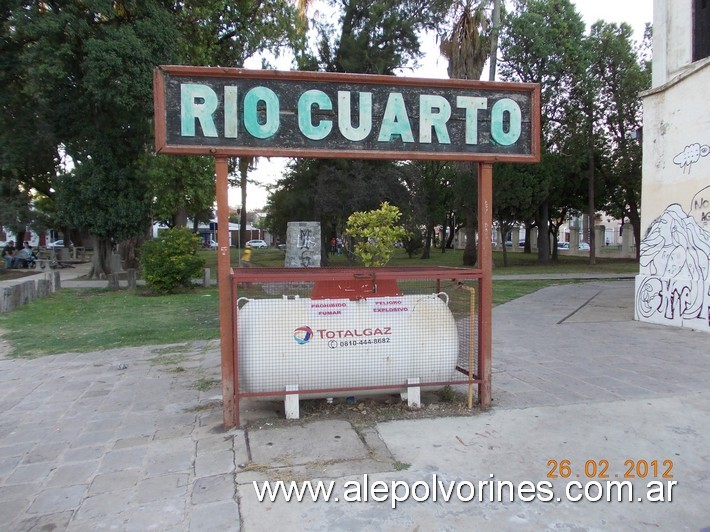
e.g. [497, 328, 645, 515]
[406, 378, 421, 409]
[285, 385, 299, 419]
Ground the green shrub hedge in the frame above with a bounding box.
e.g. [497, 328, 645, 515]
[140, 227, 205, 293]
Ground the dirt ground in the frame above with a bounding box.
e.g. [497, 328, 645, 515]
[242, 388, 477, 430]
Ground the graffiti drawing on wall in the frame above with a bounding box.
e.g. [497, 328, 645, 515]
[690, 185, 710, 231]
[673, 143, 709, 173]
[636, 203, 710, 328]
[297, 228, 318, 267]
[285, 221, 321, 268]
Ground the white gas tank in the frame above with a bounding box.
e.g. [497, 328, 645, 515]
[238, 293, 458, 396]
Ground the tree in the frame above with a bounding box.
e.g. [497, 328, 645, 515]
[492, 163, 536, 266]
[498, 0, 588, 263]
[15, 1, 182, 277]
[171, 0, 303, 250]
[591, 22, 650, 260]
[2, 1, 304, 278]
[298, 0, 448, 74]
[144, 155, 215, 230]
[266, 0, 449, 258]
[346, 202, 408, 267]
[439, 0, 492, 266]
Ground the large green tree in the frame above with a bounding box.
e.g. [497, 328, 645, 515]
[2, 0, 303, 276]
[497, 0, 588, 263]
[265, 0, 449, 262]
[2, 1, 180, 276]
[170, 0, 303, 245]
[591, 22, 651, 259]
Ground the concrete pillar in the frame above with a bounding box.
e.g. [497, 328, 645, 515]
[52, 271, 61, 291]
[622, 227, 633, 255]
[107, 273, 120, 290]
[20, 280, 36, 305]
[0, 286, 20, 313]
[285, 221, 321, 268]
[511, 227, 520, 251]
[110, 253, 124, 273]
[203, 268, 211, 288]
[570, 228, 580, 251]
[127, 269, 137, 289]
[37, 279, 51, 298]
[595, 225, 606, 253]
[530, 228, 538, 250]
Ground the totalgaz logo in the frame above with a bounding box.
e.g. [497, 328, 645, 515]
[293, 326, 313, 345]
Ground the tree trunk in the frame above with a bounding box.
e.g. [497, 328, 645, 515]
[88, 236, 113, 279]
[462, 165, 478, 266]
[550, 224, 559, 262]
[119, 236, 142, 270]
[421, 226, 432, 259]
[239, 158, 249, 248]
[446, 214, 456, 248]
[536, 203, 550, 264]
[587, 109, 596, 265]
[628, 204, 642, 261]
[174, 206, 188, 229]
[524, 220, 533, 253]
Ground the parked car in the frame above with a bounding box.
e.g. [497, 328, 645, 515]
[579, 242, 590, 251]
[245, 239, 268, 248]
[47, 240, 72, 248]
[557, 242, 569, 250]
[206, 239, 218, 249]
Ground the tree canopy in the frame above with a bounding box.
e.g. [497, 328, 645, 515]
[1, 0, 302, 276]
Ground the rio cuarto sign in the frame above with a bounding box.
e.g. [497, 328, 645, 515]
[154, 66, 540, 162]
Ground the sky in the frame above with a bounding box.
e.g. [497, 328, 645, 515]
[233, 0, 653, 211]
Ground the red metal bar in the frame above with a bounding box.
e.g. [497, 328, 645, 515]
[216, 157, 237, 428]
[478, 162, 493, 409]
[152, 69, 167, 155]
[233, 266, 483, 283]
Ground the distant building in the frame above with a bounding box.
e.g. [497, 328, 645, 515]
[635, 0, 710, 332]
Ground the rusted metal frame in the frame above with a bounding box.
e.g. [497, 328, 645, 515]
[215, 157, 237, 428]
[156, 145, 540, 164]
[156, 64, 539, 92]
[232, 270, 241, 428]
[152, 69, 168, 159]
[233, 267, 483, 284]
[477, 162, 494, 410]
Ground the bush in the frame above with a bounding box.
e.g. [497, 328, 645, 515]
[140, 227, 204, 293]
[345, 202, 408, 267]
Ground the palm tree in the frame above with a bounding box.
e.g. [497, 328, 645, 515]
[439, 0, 492, 265]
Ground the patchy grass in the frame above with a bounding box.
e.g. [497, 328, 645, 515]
[192, 378, 220, 392]
[393, 461, 411, 471]
[0, 288, 220, 358]
[0, 245, 627, 358]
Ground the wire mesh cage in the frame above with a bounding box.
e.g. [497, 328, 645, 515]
[233, 267, 482, 404]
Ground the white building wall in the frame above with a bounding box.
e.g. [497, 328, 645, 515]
[635, 1, 710, 332]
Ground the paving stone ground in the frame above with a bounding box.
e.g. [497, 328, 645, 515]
[0, 279, 707, 530]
